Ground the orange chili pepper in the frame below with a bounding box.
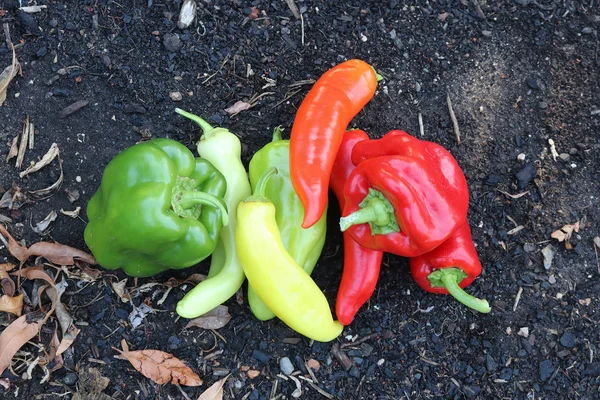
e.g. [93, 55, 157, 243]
[289, 59, 378, 228]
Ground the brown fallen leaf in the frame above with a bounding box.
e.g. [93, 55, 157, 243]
[27, 241, 96, 265]
[114, 347, 203, 386]
[224, 100, 252, 116]
[0, 263, 16, 297]
[197, 375, 229, 400]
[0, 312, 45, 375]
[184, 305, 231, 330]
[5, 136, 18, 162]
[551, 221, 580, 249]
[0, 225, 29, 263]
[0, 294, 23, 316]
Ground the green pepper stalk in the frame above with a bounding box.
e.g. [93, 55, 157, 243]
[247, 128, 328, 321]
[175, 108, 252, 319]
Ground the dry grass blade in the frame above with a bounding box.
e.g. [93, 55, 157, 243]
[184, 305, 231, 330]
[15, 115, 30, 170]
[0, 44, 20, 106]
[0, 294, 23, 316]
[28, 158, 64, 199]
[19, 143, 59, 178]
[0, 312, 44, 375]
[27, 241, 96, 265]
[197, 374, 229, 400]
[114, 348, 203, 386]
[0, 225, 30, 263]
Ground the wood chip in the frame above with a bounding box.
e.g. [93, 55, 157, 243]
[285, 0, 301, 19]
[446, 93, 461, 144]
[60, 100, 89, 118]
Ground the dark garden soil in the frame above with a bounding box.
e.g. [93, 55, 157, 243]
[1, 0, 600, 399]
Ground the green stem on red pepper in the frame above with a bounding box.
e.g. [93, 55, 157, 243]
[339, 188, 399, 235]
[428, 268, 491, 313]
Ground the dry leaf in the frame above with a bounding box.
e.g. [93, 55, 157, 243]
[0, 294, 23, 316]
[114, 348, 203, 386]
[19, 143, 60, 178]
[0, 225, 29, 263]
[128, 303, 154, 329]
[197, 374, 229, 400]
[28, 159, 64, 199]
[247, 370, 260, 379]
[306, 358, 320, 372]
[31, 210, 58, 234]
[15, 115, 29, 169]
[0, 263, 16, 297]
[551, 221, 580, 247]
[72, 367, 111, 400]
[60, 207, 81, 218]
[27, 241, 96, 265]
[6, 136, 18, 162]
[0, 312, 45, 375]
[0, 45, 20, 106]
[111, 279, 130, 303]
[184, 305, 231, 330]
[224, 100, 252, 116]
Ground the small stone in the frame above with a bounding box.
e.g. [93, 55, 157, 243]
[517, 153, 526, 161]
[486, 354, 498, 372]
[582, 27, 593, 34]
[539, 360, 554, 381]
[560, 332, 576, 348]
[49, 19, 58, 28]
[538, 101, 548, 109]
[36, 46, 48, 58]
[247, 370, 260, 379]
[526, 78, 539, 89]
[63, 373, 78, 385]
[559, 153, 570, 161]
[100, 54, 111, 67]
[523, 243, 536, 253]
[279, 357, 294, 375]
[163, 33, 182, 52]
[515, 163, 537, 189]
[169, 91, 183, 101]
[482, 30, 492, 37]
[517, 327, 529, 337]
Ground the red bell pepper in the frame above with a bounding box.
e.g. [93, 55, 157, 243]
[410, 221, 490, 313]
[289, 59, 378, 228]
[339, 130, 469, 257]
[330, 130, 384, 326]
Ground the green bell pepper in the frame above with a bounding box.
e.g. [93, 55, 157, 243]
[247, 128, 328, 321]
[174, 108, 252, 319]
[84, 138, 229, 278]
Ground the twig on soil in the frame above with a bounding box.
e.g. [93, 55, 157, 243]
[297, 376, 333, 399]
[59, 100, 89, 118]
[2, 23, 12, 50]
[202, 55, 229, 84]
[418, 112, 424, 136]
[446, 93, 461, 144]
[174, 384, 192, 400]
[513, 287, 523, 312]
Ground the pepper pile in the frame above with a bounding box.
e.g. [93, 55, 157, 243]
[84, 59, 489, 343]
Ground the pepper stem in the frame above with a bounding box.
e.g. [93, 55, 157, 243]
[173, 190, 229, 227]
[339, 188, 399, 235]
[428, 268, 491, 314]
[272, 126, 283, 142]
[246, 167, 278, 202]
[175, 108, 214, 133]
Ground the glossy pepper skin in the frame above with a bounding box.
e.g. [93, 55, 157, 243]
[236, 168, 343, 342]
[339, 130, 469, 257]
[174, 109, 252, 319]
[330, 130, 384, 326]
[290, 59, 378, 229]
[410, 222, 491, 313]
[85, 138, 228, 277]
[247, 128, 328, 321]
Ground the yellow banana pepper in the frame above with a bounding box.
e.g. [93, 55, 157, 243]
[235, 168, 343, 342]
